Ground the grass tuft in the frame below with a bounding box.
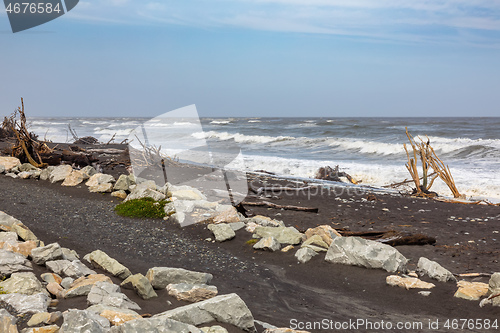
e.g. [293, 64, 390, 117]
[246, 239, 259, 246]
[115, 198, 169, 219]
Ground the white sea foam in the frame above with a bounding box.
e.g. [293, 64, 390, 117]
[210, 120, 232, 125]
[192, 131, 294, 144]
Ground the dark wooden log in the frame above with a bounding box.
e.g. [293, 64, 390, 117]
[242, 200, 318, 213]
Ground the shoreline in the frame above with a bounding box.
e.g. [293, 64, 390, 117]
[1, 150, 500, 331]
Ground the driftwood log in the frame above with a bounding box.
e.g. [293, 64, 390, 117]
[242, 200, 319, 213]
[338, 230, 436, 246]
[315, 165, 359, 184]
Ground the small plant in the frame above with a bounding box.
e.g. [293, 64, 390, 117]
[246, 239, 259, 246]
[115, 198, 169, 219]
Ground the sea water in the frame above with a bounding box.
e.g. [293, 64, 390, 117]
[27, 117, 500, 202]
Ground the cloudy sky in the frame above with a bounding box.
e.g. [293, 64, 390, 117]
[1, 0, 500, 117]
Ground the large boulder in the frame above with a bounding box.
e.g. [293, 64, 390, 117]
[488, 272, 500, 295]
[253, 227, 303, 245]
[207, 224, 235, 242]
[87, 281, 140, 310]
[246, 215, 284, 228]
[167, 283, 218, 302]
[85, 173, 115, 187]
[62, 170, 86, 187]
[45, 260, 96, 279]
[87, 304, 141, 326]
[212, 206, 241, 224]
[146, 267, 213, 289]
[109, 317, 203, 333]
[30, 243, 64, 265]
[124, 183, 166, 202]
[154, 293, 256, 332]
[49, 165, 73, 183]
[81, 166, 97, 179]
[417, 257, 456, 283]
[294, 247, 317, 264]
[454, 281, 489, 301]
[0, 309, 17, 333]
[170, 185, 207, 201]
[0, 249, 32, 275]
[0, 293, 49, 314]
[114, 174, 134, 191]
[60, 309, 110, 332]
[325, 236, 408, 273]
[84, 250, 131, 280]
[0, 272, 48, 296]
[0, 157, 21, 172]
[121, 273, 157, 300]
[253, 237, 281, 252]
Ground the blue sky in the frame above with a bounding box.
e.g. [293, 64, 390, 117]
[1, 0, 500, 117]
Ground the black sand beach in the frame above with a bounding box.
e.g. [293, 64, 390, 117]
[1, 160, 499, 332]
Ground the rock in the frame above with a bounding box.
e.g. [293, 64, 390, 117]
[146, 267, 213, 289]
[386, 275, 435, 290]
[60, 309, 110, 332]
[124, 183, 166, 202]
[27, 312, 51, 326]
[64, 274, 113, 298]
[212, 206, 240, 224]
[5, 173, 18, 179]
[45, 260, 96, 279]
[0, 165, 4, 174]
[85, 173, 115, 187]
[168, 212, 185, 225]
[0, 249, 33, 275]
[87, 304, 142, 326]
[253, 237, 281, 252]
[49, 165, 73, 183]
[85, 250, 131, 280]
[301, 235, 329, 250]
[325, 236, 408, 273]
[40, 273, 62, 285]
[19, 163, 38, 172]
[0, 293, 49, 314]
[89, 183, 114, 193]
[193, 200, 219, 210]
[167, 283, 218, 302]
[3, 241, 38, 257]
[154, 293, 255, 332]
[87, 281, 140, 310]
[31, 243, 64, 265]
[253, 227, 303, 245]
[81, 166, 97, 179]
[303, 244, 327, 253]
[61, 248, 80, 261]
[46, 282, 65, 298]
[62, 170, 85, 186]
[0, 232, 18, 243]
[303, 225, 341, 247]
[121, 273, 157, 300]
[454, 280, 489, 301]
[61, 277, 74, 289]
[173, 200, 195, 213]
[0, 272, 48, 296]
[417, 257, 457, 283]
[170, 186, 207, 201]
[39, 167, 55, 181]
[207, 224, 235, 242]
[22, 325, 60, 333]
[0, 156, 21, 172]
[114, 174, 133, 191]
[0, 309, 17, 333]
[201, 326, 228, 333]
[12, 224, 38, 242]
[108, 317, 202, 333]
[281, 245, 294, 252]
[111, 191, 127, 199]
[295, 247, 318, 264]
[18, 171, 32, 179]
[229, 222, 246, 231]
[488, 272, 500, 295]
[246, 215, 285, 228]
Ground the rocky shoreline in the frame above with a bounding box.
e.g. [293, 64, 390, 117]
[1, 155, 500, 332]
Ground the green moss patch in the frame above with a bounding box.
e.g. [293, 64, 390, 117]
[115, 198, 169, 219]
[246, 239, 259, 246]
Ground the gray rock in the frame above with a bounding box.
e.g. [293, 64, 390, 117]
[125, 185, 166, 202]
[18, 171, 32, 179]
[109, 317, 202, 333]
[146, 267, 213, 289]
[0, 211, 22, 231]
[121, 273, 157, 300]
[39, 166, 55, 181]
[5, 173, 18, 179]
[81, 166, 97, 179]
[60, 309, 110, 332]
[229, 222, 246, 231]
[87, 281, 141, 310]
[253, 237, 281, 252]
[164, 201, 176, 215]
[174, 200, 195, 213]
[0, 249, 32, 275]
[417, 257, 457, 283]
[61, 277, 74, 289]
[0, 165, 5, 174]
[40, 273, 62, 284]
[0, 232, 19, 243]
[85, 173, 115, 187]
[246, 216, 285, 228]
[49, 165, 73, 183]
[167, 283, 218, 302]
[19, 163, 39, 172]
[207, 224, 235, 242]
[170, 185, 207, 201]
[85, 250, 131, 280]
[488, 272, 500, 295]
[86, 304, 141, 325]
[0, 308, 17, 332]
[325, 236, 408, 273]
[0, 293, 49, 314]
[114, 174, 133, 191]
[168, 212, 185, 225]
[0, 272, 48, 296]
[61, 248, 80, 261]
[253, 226, 303, 245]
[64, 274, 113, 298]
[295, 247, 318, 264]
[30, 242, 63, 265]
[154, 293, 256, 332]
[89, 183, 114, 193]
[201, 326, 229, 333]
[45, 260, 96, 279]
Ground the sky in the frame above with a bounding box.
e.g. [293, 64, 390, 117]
[1, 0, 500, 117]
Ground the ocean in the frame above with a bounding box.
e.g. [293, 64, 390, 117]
[28, 116, 500, 203]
